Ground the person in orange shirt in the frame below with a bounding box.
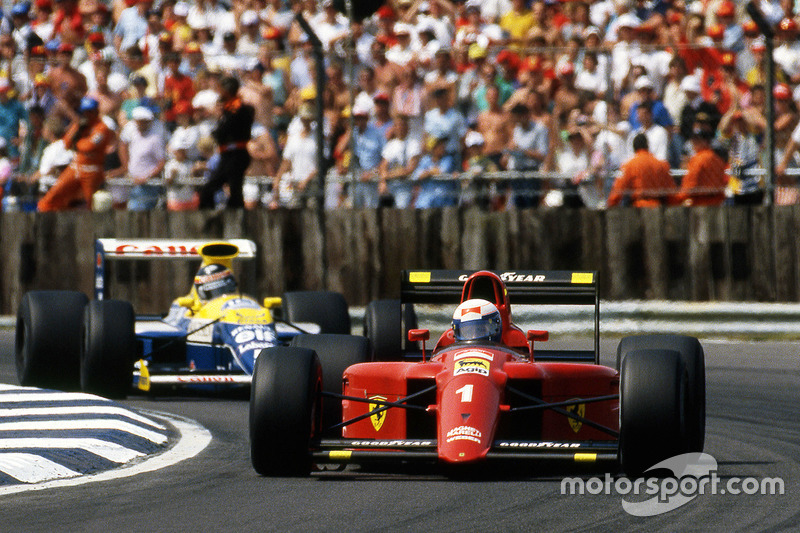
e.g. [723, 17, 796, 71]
[37, 97, 114, 211]
[675, 120, 729, 206]
[607, 133, 677, 208]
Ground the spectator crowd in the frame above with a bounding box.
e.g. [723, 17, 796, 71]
[0, 0, 798, 211]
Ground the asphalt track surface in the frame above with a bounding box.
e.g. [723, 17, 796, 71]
[0, 330, 798, 532]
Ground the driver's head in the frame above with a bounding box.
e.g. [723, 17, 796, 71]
[194, 263, 237, 300]
[452, 299, 502, 342]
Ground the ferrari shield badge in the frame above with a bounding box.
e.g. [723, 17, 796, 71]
[369, 396, 387, 432]
[566, 401, 585, 433]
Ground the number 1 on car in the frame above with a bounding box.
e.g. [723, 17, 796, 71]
[456, 384, 473, 403]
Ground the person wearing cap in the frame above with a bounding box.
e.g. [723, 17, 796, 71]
[236, 11, 263, 57]
[678, 75, 721, 163]
[28, 72, 55, 115]
[198, 75, 254, 209]
[37, 96, 113, 211]
[163, 133, 198, 210]
[386, 22, 415, 66]
[10, 2, 33, 56]
[424, 84, 467, 165]
[272, 101, 317, 208]
[718, 104, 764, 205]
[607, 132, 676, 208]
[371, 91, 394, 139]
[0, 77, 28, 160]
[411, 134, 458, 208]
[31, 0, 54, 44]
[378, 113, 421, 208]
[314, 0, 348, 53]
[628, 75, 673, 131]
[120, 71, 159, 125]
[675, 117, 728, 206]
[115, 104, 166, 210]
[460, 129, 499, 208]
[336, 98, 386, 208]
[774, 18, 800, 85]
[52, 0, 84, 46]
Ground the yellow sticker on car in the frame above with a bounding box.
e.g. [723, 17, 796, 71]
[571, 272, 594, 284]
[408, 271, 431, 283]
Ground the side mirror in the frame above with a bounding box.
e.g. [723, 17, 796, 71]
[409, 329, 430, 361]
[176, 296, 195, 309]
[527, 330, 549, 342]
[408, 329, 430, 342]
[263, 297, 282, 309]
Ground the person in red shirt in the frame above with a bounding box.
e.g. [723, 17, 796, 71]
[675, 119, 728, 206]
[161, 52, 194, 125]
[607, 133, 677, 207]
[38, 97, 114, 211]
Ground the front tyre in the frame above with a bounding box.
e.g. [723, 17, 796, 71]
[81, 300, 136, 399]
[250, 346, 321, 476]
[16, 290, 88, 390]
[619, 349, 688, 476]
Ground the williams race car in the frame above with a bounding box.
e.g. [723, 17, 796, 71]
[15, 238, 351, 399]
[249, 270, 705, 476]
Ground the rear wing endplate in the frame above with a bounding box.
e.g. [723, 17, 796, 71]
[94, 238, 257, 300]
[401, 270, 600, 363]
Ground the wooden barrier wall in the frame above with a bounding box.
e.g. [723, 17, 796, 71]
[1, 205, 798, 314]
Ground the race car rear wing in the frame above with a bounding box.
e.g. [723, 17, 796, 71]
[94, 238, 257, 300]
[401, 270, 600, 363]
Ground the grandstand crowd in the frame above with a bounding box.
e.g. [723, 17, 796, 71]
[0, 0, 797, 210]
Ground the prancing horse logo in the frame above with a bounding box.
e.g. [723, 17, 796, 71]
[565, 401, 586, 433]
[369, 396, 387, 431]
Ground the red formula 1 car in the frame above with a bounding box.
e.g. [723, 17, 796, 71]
[249, 270, 705, 476]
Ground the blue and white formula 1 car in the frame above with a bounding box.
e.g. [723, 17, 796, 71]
[15, 238, 353, 399]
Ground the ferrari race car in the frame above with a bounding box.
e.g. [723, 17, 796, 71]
[15, 238, 351, 399]
[249, 270, 706, 476]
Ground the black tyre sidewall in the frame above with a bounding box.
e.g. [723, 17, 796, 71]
[617, 334, 705, 452]
[250, 347, 321, 476]
[15, 291, 88, 390]
[620, 349, 687, 476]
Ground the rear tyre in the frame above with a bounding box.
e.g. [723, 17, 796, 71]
[290, 334, 371, 434]
[619, 349, 688, 476]
[363, 299, 418, 361]
[282, 291, 350, 334]
[617, 334, 705, 452]
[81, 300, 136, 399]
[15, 291, 88, 390]
[250, 347, 321, 476]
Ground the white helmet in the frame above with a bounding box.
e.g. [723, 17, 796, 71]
[452, 298, 502, 342]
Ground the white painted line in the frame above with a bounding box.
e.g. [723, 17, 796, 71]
[0, 453, 79, 483]
[0, 392, 111, 403]
[0, 406, 167, 430]
[0, 410, 212, 495]
[0, 419, 167, 445]
[0, 438, 144, 463]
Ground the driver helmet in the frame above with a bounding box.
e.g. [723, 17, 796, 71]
[194, 263, 237, 300]
[452, 298, 502, 342]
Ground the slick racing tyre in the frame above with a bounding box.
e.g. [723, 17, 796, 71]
[617, 334, 705, 452]
[290, 334, 371, 435]
[363, 299, 418, 361]
[81, 300, 136, 399]
[250, 346, 321, 476]
[16, 290, 88, 390]
[282, 291, 350, 334]
[619, 349, 688, 476]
